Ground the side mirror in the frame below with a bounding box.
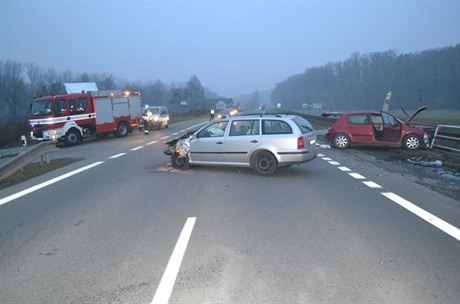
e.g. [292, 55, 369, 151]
[190, 134, 197, 140]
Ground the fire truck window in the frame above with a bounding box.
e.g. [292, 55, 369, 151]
[69, 99, 77, 114]
[78, 98, 89, 113]
[55, 99, 67, 115]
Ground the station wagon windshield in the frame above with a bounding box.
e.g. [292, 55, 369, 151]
[30, 100, 52, 116]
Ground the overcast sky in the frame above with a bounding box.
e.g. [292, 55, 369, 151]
[1, 0, 459, 97]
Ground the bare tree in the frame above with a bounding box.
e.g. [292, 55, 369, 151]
[0, 60, 26, 119]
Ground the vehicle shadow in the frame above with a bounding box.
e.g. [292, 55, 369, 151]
[164, 164, 314, 179]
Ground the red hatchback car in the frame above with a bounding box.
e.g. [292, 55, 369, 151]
[325, 107, 429, 150]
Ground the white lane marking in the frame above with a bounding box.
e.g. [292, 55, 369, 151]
[322, 157, 332, 161]
[161, 135, 170, 140]
[317, 153, 325, 157]
[109, 153, 126, 159]
[338, 166, 351, 172]
[0, 162, 104, 207]
[151, 217, 197, 304]
[349, 172, 366, 179]
[172, 132, 178, 136]
[381, 192, 460, 241]
[320, 144, 331, 149]
[186, 127, 193, 130]
[362, 181, 382, 188]
[328, 161, 340, 165]
[131, 146, 144, 151]
[179, 130, 186, 132]
[146, 141, 158, 145]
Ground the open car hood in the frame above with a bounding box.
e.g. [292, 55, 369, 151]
[405, 106, 427, 124]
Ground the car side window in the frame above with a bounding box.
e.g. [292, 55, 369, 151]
[229, 120, 260, 136]
[55, 99, 67, 115]
[262, 120, 292, 135]
[371, 115, 384, 131]
[197, 121, 228, 138]
[382, 112, 399, 127]
[77, 98, 88, 113]
[348, 114, 369, 125]
[68, 99, 77, 114]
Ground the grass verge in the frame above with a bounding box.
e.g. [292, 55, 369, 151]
[0, 158, 80, 190]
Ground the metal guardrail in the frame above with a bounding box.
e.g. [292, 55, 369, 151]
[0, 142, 58, 181]
[430, 125, 460, 153]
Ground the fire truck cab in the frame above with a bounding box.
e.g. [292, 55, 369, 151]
[29, 91, 143, 146]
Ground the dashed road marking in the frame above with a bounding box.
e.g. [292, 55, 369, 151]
[362, 181, 382, 188]
[317, 153, 325, 157]
[131, 146, 144, 151]
[172, 132, 178, 136]
[322, 157, 332, 161]
[0, 161, 105, 207]
[109, 153, 126, 159]
[180, 129, 186, 132]
[337, 166, 351, 172]
[161, 135, 170, 140]
[328, 161, 340, 165]
[146, 141, 158, 145]
[381, 192, 460, 241]
[151, 217, 197, 304]
[349, 172, 366, 180]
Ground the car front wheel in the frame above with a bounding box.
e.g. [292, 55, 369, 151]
[64, 129, 80, 146]
[404, 135, 420, 150]
[171, 154, 189, 169]
[334, 134, 350, 149]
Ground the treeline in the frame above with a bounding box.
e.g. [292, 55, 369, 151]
[271, 44, 460, 110]
[0, 60, 220, 146]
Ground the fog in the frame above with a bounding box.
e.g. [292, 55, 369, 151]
[1, 1, 458, 97]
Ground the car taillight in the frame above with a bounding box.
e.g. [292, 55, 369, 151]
[297, 136, 305, 149]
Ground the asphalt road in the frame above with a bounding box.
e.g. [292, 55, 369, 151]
[0, 118, 459, 304]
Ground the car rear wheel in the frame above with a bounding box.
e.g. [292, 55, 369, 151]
[333, 134, 350, 149]
[253, 151, 277, 176]
[404, 135, 420, 150]
[115, 122, 128, 137]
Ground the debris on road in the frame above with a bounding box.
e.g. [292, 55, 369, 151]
[407, 158, 443, 167]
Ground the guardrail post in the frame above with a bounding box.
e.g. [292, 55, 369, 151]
[430, 125, 440, 149]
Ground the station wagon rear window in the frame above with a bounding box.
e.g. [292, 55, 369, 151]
[262, 120, 292, 135]
[293, 116, 314, 133]
[348, 114, 369, 125]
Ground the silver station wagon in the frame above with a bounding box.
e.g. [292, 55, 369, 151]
[170, 114, 319, 175]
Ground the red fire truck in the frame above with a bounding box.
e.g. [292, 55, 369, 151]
[29, 91, 143, 146]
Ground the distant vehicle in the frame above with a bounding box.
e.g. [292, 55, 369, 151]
[29, 91, 143, 146]
[325, 107, 429, 150]
[214, 107, 239, 119]
[139, 106, 170, 132]
[165, 114, 318, 175]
